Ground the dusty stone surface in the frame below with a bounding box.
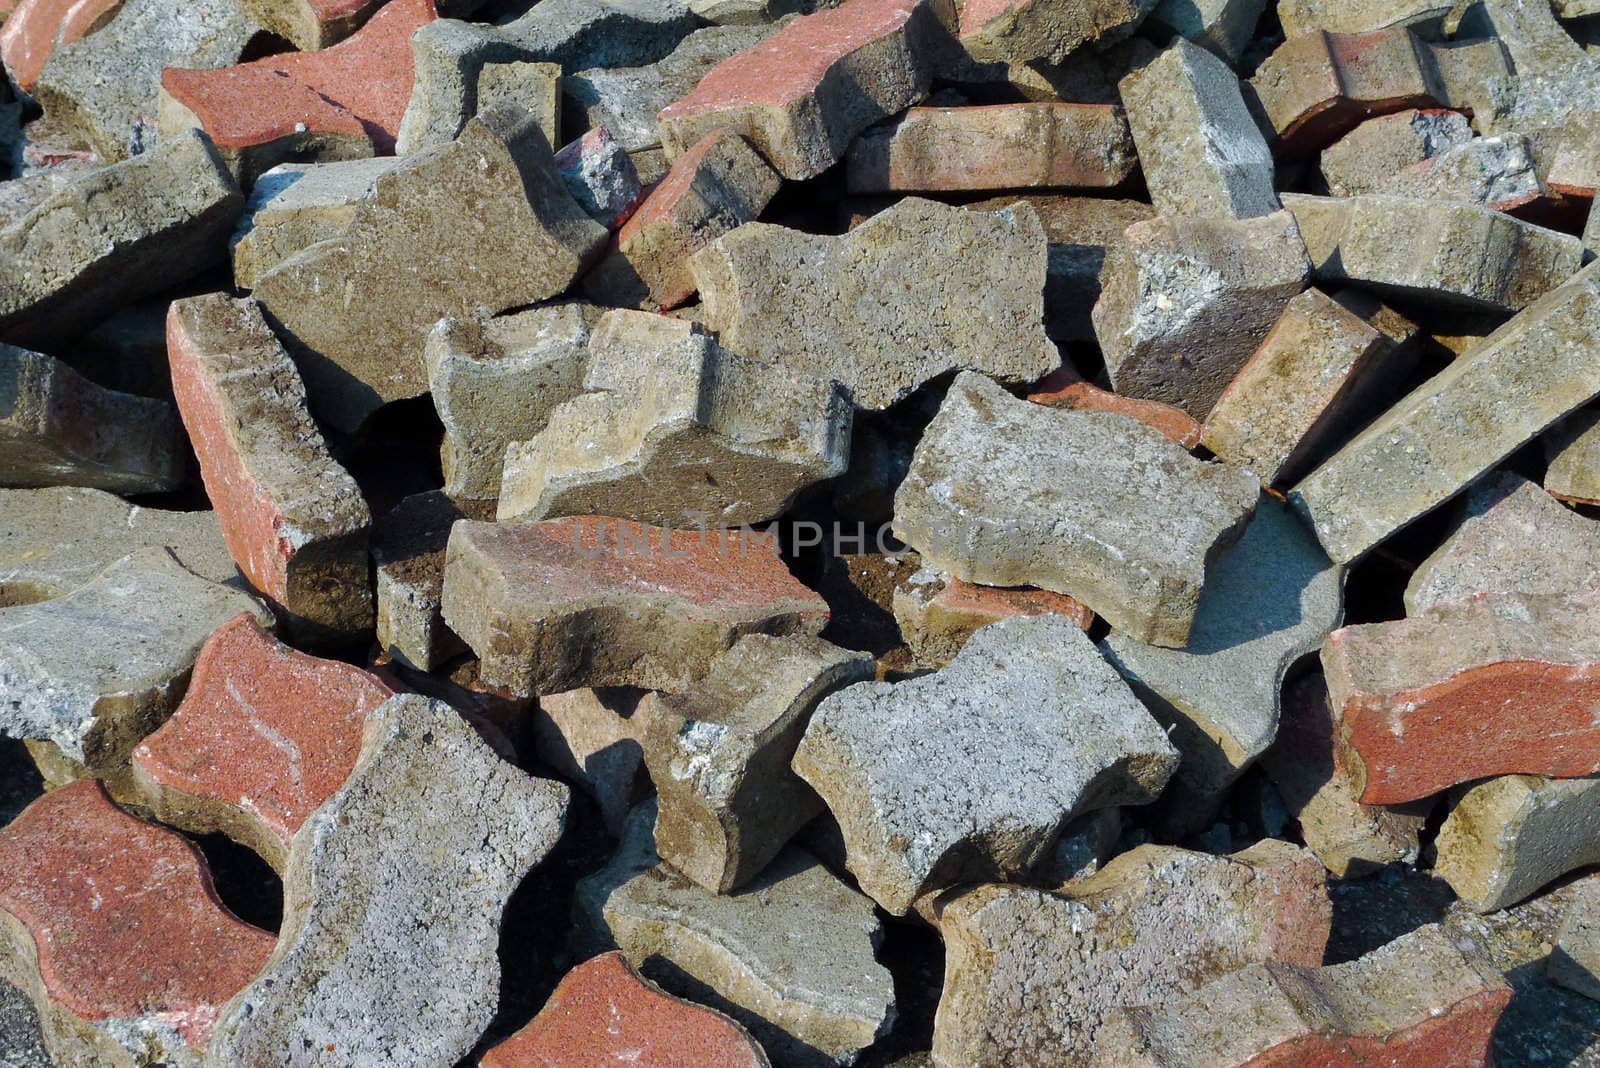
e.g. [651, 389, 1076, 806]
[442, 517, 829, 697]
[1407, 471, 1600, 615]
[1546, 407, 1600, 505]
[236, 0, 382, 51]
[130, 613, 394, 873]
[498, 310, 852, 528]
[494, 0, 698, 70]
[0, 780, 275, 1068]
[1094, 923, 1511, 1067]
[565, 24, 776, 155]
[554, 125, 642, 228]
[167, 293, 373, 642]
[210, 693, 570, 1066]
[1090, 210, 1311, 420]
[1147, 0, 1265, 63]
[1283, 193, 1582, 314]
[31, 0, 260, 161]
[694, 197, 1055, 410]
[1324, 589, 1600, 805]
[1290, 259, 1600, 565]
[892, 566, 1093, 668]
[1435, 773, 1600, 912]
[657, 0, 952, 180]
[0, 486, 237, 605]
[395, 18, 560, 156]
[533, 687, 652, 836]
[0, 129, 241, 349]
[957, 0, 1154, 65]
[583, 129, 781, 311]
[480, 950, 771, 1068]
[794, 614, 1178, 915]
[644, 634, 873, 894]
[371, 491, 495, 672]
[575, 801, 895, 1068]
[0, 981, 49, 1068]
[1278, 0, 1452, 36]
[1319, 108, 1474, 197]
[894, 372, 1257, 647]
[230, 158, 403, 290]
[0, 345, 184, 494]
[251, 106, 606, 435]
[1381, 134, 1546, 211]
[157, 0, 435, 188]
[1200, 287, 1418, 487]
[932, 840, 1331, 1068]
[1101, 495, 1343, 823]
[1119, 38, 1277, 220]
[1026, 363, 1200, 445]
[1551, 877, 1600, 1002]
[0, 0, 122, 93]
[845, 103, 1136, 193]
[0, 547, 272, 791]
[425, 304, 596, 502]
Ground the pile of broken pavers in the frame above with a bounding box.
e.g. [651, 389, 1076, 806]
[9, 0, 1600, 1061]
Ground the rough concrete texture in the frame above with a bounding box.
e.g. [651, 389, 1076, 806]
[657, 0, 952, 180]
[794, 615, 1178, 915]
[167, 293, 373, 642]
[1248, 27, 1455, 158]
[844, 103, 1137, 193]
[442, 517, 829, 697]
[1101, 495, 1343, 823]
[565, 24, 776, 155]
[1262, 673, 1427, 877]
[236, 0, 383, 51]
[0, 0, 123, 92]
[1545, 406, 1600, 505]
[480, 951, 772, 1068]
[892, 566, 1093, 668]
[1025, 364, 1200, 447]
[575, 801, 895, 1068]
[0, 548, 272, 792]
[230, 158, 403, 290]
[494, 0, 698, 70]
[1278, 0, 1452, 36]
[1283, 193, 1581, 314]
[1289, 259, 1600, 565]
[210, 694, 570, 1067]
[498, 310, 852, 528]
[1200, 287, 1419, 488]
[425, 304, 595, 501]
[251, 107, 606, 435]
[371, 491, 495, 671]
[157, 0, 436, 188]
[1319, 108, 1474, 197]
[894, 372, 1258, 648]
[964, 195, 1155, 344]
[1090, 210, 1311, 420]
[1094, 924, 1511, 1067]
[0, 981, 50, 1068]
[130, 613, 394, 873]
[1147, 0, 1265, 63]
[1324, 589, 1600, 805]
[533, 687, 652, 835]
[0, 486, 237, 605]
[932, 840, 1331, 1068]
[30, 0, 260, 161]
[957, 0, 1155, 65]
[1551, 877, 1600, 1002]
[583, 129, 781, 311]
[1119, 38, 1278, 220]
[1381, 134, 1546, 211]
[395, 18, 560, 156]
[0, 129, 241, 349]
[1434, 773, 1600, 912]
[694, 198, 1055, 409]
[1406, 471, 1600, 615]
[0, 345, 184, 494]
[554, 125, 642, 228]
[644, 634, 873, 894]
[0, 780, 274, 1068]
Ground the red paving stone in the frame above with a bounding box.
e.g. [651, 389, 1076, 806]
[0, 0, 122, 90]
[1027, 365, 1203, 448]
[480, 951, 770, 1068]
[132, 612, 394, 862]
[0, 780, 274, 1049]
[931, 577, 1094, 631]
